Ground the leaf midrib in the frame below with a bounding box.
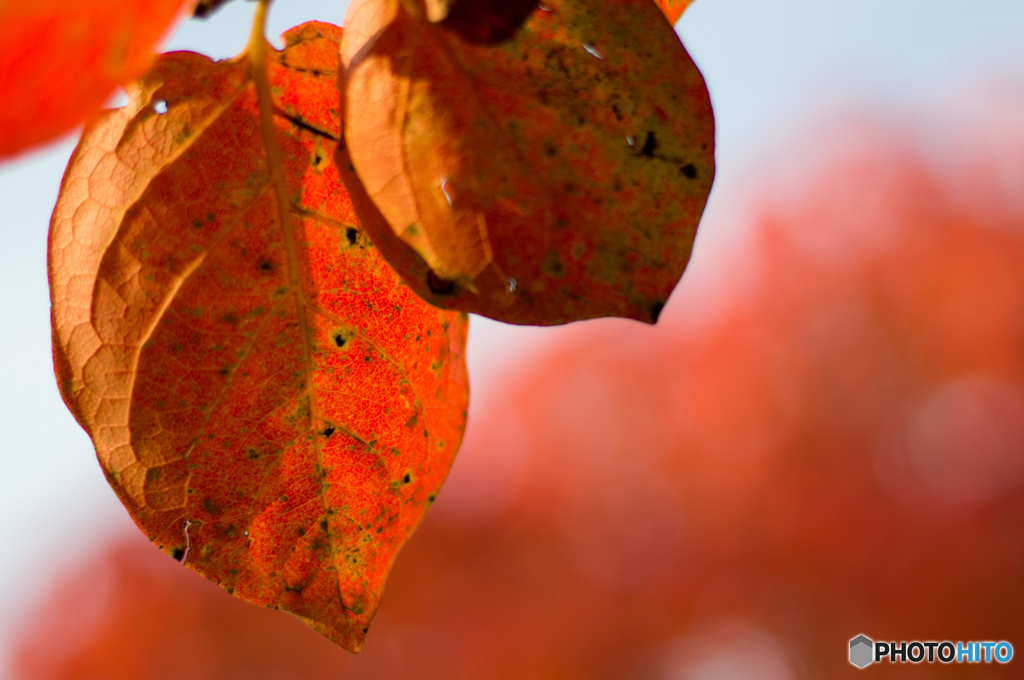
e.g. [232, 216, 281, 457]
[248, 0, 341, 610]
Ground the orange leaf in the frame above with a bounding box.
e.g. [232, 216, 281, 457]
[654, 0, 694, 25]
[0, 0, 187, 158]
[339, 0, 714, 326]
[48, 17, 469, 652]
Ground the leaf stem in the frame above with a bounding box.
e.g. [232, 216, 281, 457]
[247, 0, 312, 334]
[248, 0, 319, 408]
[248, 0, 292, 261]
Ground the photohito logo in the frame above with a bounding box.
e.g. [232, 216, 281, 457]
[849, 635, 873, 668]
[849, 635, 1013, 668]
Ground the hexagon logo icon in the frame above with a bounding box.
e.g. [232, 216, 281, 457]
[849, 635, 874, 668]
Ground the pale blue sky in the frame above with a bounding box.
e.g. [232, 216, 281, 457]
[1, 0, 1023, 672]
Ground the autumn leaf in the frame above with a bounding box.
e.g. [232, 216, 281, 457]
[0, 0, 187, 158]
[654, 0, 694, 25]
[48, 10, 469, 653]
[339, 0, 714, 326]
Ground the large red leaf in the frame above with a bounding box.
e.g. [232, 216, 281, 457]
[339, 0, 714, 326]
[48, 18, 468, 652]
[0, 0, 187, 158]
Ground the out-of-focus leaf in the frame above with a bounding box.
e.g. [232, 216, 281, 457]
[0, 0, 187, 158]
[13, 538, 354, 680]
[339, 0, 714, 326]
[48, 20, 468, 652]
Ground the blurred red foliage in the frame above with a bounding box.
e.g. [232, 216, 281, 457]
[13, 122, 1024, 679]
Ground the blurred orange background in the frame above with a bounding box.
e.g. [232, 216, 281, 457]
[13, 104, 1024, 679]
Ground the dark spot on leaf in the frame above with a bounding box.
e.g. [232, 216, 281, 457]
[650, 301, 665, 323]
[441, 0, 537, 44]
[545, 252, 565, 277]
[640, 132, 657, 158]
[545, 47, 571, 77]
[427, 270, 456, 295]
[543, 141, 557, 156]
[428, 494, 437, 504]
[172, 548, 185, 561]
[333, 334, 347, 348]
[402, 473, 411, 484]
[320, 424, 335, 438]
[346, 227, 358, 246]
[258, 259, 273, 273]
[681, 163, 697, 179]
[219, 367, 229, 376]
[274, 107, 339, 141]
[320, 519, 329, 531]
